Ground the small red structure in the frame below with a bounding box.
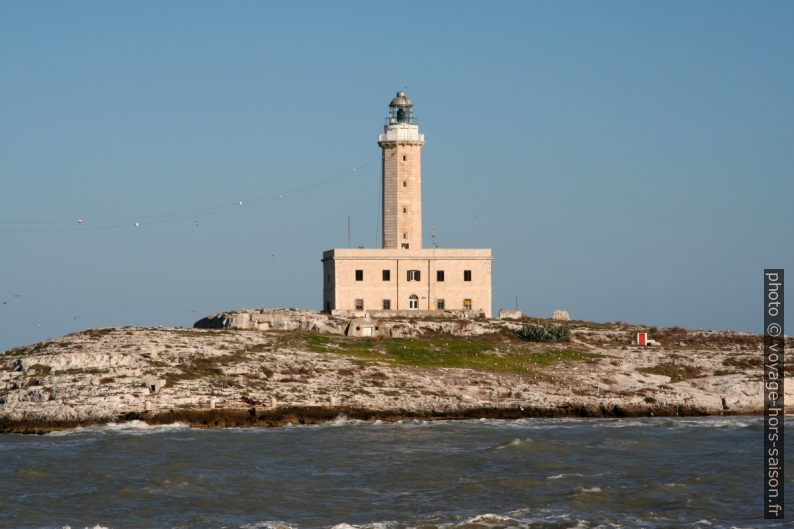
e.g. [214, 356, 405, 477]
[636, 332, 648, 346]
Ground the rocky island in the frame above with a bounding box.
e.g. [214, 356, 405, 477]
[0, 309, 788, 433]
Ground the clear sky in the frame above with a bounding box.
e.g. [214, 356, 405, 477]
[1, 1, 792, 350]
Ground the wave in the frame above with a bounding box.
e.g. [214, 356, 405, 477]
[241, 521, 299, 529]
[494, 437, 534, 450]
[63, 507, 789, 529]
[35, 415, 767, 440]
[47, 420, 189, 436]
[239, 510, 739, 529]
[547, 472, 584, 480]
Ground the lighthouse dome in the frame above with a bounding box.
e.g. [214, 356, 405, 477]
[389, 91, 413, 108]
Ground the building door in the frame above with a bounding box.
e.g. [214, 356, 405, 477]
[463, 298, 472, 310]
[362, 326, 373, 337]
[409, 295, 419, 309]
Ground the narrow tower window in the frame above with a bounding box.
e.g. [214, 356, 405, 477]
[402, 155, 407, 161]
[403, 180, 407, 187]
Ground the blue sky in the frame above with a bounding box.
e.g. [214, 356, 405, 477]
[1, 1, 792, 350]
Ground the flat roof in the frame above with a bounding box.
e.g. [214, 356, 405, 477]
[323, 247, 492, 260]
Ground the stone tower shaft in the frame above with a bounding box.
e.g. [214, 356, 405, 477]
[378, 91, 424, 250]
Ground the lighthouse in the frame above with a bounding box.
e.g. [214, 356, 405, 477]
[379, 91, 424, 250]
[322, 91, 492, 316]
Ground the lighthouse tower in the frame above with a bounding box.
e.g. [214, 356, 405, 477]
[378, 91, 425, 250]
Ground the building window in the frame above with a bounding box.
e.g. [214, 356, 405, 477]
[355, 299, 364, 310]
[409, 295, 419, 309]
[407, 270, 421, 281]
[436, 270, 444, 282]
[402, 155, 407, 161]
[403, 180, 407, 187]
[401, 243, 409, 249]
[463, 299, 472, 310]
[402, 207, 407, 214]
[464, 270, 472, 282]
[382, 299, 391, 310]
[355, 270, 364, 281]
[437, 299, 445, 310]
[382, 269, 390, 281]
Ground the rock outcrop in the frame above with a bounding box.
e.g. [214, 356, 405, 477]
[195, 308, 523, 338]
[0, 309, 789, 432]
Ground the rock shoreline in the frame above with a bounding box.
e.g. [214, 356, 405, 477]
[1, 309, 788, 434]
[0, 403, 749, 435]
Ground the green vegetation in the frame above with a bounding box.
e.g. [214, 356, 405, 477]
[79, 328, 115, 340]
[516, 323, 571, 342]
[166, 350, 249, 385]
[29, 364, 52, 376]
[53, 367, 105, 376]
[304, 334, 595, 375]
[639, 362, 704, 382]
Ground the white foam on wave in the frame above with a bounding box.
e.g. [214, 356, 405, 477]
[248, 508, 711, 529]
[547, 472, 584, 480]
[564, 416, 760, 430]
[434, 513, 529, 529]
[47, 420, 189, 436]
[241, 521, 298, 529]
[330, 523, 396, 529]
[495, 437, 533, 450]
[665, 418, 758, 429]
[276, 415, 372, 430]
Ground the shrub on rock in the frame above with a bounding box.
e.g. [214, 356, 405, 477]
[516, 323, 571, 342]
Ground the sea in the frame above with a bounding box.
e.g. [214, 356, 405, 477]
[0, 416, 788, 529]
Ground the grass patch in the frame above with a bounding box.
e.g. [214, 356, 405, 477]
[79, 328, 115, 340]
[166, 350, 250, 385]
[29, 364, 52, 376]
[53, 368, 105, 376]
[304, 335, 596, 375]
[723, 355, 794, 376]
[639, 362, 704, 382]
